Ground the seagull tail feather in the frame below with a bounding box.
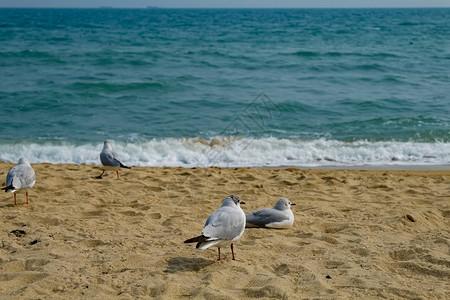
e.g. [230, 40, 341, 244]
[184, 235, 208, 244]
[1, 184, 14, 192]
[119, 162, 131, 169]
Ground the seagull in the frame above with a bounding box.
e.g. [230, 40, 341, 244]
[2, 158, 36, 205]
[245, 198, 295, 229]
[96, 141, 130, 179]
[184, 194, 246, 260]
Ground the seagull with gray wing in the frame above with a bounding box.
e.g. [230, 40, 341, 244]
[245, 198, 295, 229]
[184, 194, 246, 261]
[96, 141, 130, 179]
[2, 158, 35, 205]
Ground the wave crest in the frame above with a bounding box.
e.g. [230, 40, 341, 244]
[0, 137, 449, 168]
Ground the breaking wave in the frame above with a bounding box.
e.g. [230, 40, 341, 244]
[0, 137, 449, 168]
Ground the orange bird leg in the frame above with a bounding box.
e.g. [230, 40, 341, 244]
[26, 192, 29, 204]
[116, 170, 120, 179]
[231, 243, 236, 260]
[217, 247, 221, 261]
[14, 193, 17, 206]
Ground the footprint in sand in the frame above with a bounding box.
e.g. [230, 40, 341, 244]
[244, 285, 287, 298]
[149, 212, 162, 219]
[0, 259, 50, 285]
[165, 257, 214, 273]
[120, 211, 144, 217]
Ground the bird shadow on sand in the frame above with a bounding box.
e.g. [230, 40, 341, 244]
[165, 257, 215, 274]
[0, 202, 19, 208]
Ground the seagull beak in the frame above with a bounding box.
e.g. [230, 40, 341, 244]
[240, 201, 246, 205]
[291, 203, 296, 206]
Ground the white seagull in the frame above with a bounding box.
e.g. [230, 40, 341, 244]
[184, 194, 246, 260]
[245, 198, 295, 229]
[2, 158, 36, 205]
[96, 141, 130, 179]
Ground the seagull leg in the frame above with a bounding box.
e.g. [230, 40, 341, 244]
[116, 170, 120, 179]
[231, 243, 236, 260]
[96, 170, 105, 179]
[14, 193, 17, 206]
[26, 192, 29, 204]
[217, 247, 221, 261]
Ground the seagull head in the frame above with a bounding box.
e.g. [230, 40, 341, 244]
[103, 141, 112, 150]
[18, 157, 30, 165]
[275, 198, 295, 210]
[223, 194, 245, 207]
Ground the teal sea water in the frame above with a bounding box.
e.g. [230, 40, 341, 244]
[0, 8, 449, 167]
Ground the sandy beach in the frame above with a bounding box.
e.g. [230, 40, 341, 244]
[0, 162, 449, 299]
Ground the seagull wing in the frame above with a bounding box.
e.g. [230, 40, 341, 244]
[4, 164, 35, 191]
[202, 206, 245, 240]
[246, 208, 288, 227]
[100, 149, 121, 167]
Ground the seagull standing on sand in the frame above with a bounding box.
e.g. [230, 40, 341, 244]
[96, 141, 130, 179]
[245, 198, 295, 228]
[2, 158, 36, 206]
[184, 195, 246, 261]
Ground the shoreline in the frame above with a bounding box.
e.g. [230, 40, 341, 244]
[298, 163, 450, 170]
[2, 161, 450, 171]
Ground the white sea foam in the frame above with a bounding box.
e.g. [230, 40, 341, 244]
[0, 138, 449, 168]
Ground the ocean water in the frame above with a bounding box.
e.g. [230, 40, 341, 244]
[0, 8, 449, 167]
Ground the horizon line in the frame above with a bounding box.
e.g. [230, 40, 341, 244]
[1, 6, 450, 9]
